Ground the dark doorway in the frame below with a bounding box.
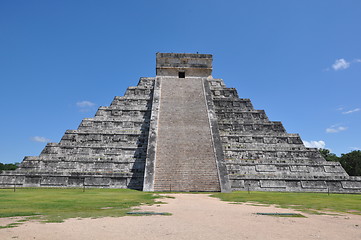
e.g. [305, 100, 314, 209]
[178, 72, 185, 78]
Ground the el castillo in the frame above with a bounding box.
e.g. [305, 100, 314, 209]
[1, 52, 360, 193]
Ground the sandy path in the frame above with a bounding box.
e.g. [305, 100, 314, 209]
[1, 194, 360, 240]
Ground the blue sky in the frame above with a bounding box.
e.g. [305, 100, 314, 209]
[0, 0, 360, 164]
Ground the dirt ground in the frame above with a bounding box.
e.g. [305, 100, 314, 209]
[1, 194, 360, 240]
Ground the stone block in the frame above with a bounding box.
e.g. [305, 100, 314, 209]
[68, 177, 84, 186]
[0, 175, 18, 184]
[231, 180, 245, 188]
[24, 176, 42, 187]
[290, 165, 309, 172]
[41, 177, 67, 186]
[260, 180, 286, 188]
[324, 165, 345, 173]
[110, 177, 127, 187]
[256, 165, 276, 172]
[85, 177, 111, 186]
[301, 181, 327, 189]
[341, 181, 361, 189]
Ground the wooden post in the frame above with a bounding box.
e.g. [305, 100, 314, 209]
[13, 176, 16, 192]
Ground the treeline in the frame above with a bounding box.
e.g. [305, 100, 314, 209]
[319, 149, 361, 176]
[0, 163, 19, 173]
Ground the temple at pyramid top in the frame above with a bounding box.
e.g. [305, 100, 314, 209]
[0, 52, 360, 193]
[156, 52, 213, 77]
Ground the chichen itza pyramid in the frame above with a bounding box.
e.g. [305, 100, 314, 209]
[1, 53, 360, 193]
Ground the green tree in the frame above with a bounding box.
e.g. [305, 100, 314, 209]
[319, 149, 340, 162]
[339, 150, 361, 176]
[0, 162, 19, 173]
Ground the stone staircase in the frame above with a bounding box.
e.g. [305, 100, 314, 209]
[153, 77, 220, 192]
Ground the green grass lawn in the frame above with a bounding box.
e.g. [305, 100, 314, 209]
[211, 191, 361, 215]
[0, 188, 161, 224]
[2, 188, 360, 228]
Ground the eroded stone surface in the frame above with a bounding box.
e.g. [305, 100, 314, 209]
[152, 77, 220, 192]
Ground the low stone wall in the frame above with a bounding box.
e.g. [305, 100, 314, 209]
[230, 177, 361, 193]
[0, 172, 142, 189]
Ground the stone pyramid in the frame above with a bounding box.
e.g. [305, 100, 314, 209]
[1, 53, 360, 193]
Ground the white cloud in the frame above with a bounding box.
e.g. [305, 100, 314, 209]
[76, 100, 96, 112]
[336, 106, 344, 111]
[303, 140, 326, 149]
[349, 147, 361, 151]
[326, 125, 347, 133]
[342, 108, 360, 114]
[329, 58, 361, 71]
[332, 58, 350, 70]
[76, 101, 95, 107]
[31, 136, 51, 143]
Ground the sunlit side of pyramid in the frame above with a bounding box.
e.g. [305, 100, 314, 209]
[1, 53, 360, 193]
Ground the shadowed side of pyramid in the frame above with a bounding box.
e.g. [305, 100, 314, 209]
[0, 78, 156, 189]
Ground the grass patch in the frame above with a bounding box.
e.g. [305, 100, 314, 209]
[256, 213, 306, 218]
[126, 211, 172, 216]
[0, 222, 23, 229]
[211, 191, 361, 215]
[0, 188, 161, 224]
